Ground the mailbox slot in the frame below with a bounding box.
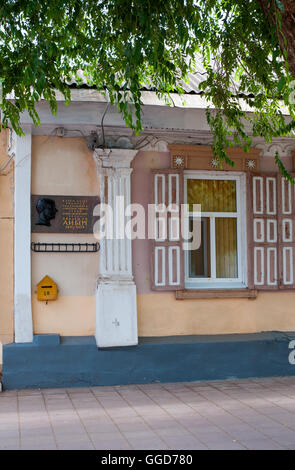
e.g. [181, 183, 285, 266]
[37, 275, 58, 301]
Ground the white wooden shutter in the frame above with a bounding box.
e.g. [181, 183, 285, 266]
[249, 173, 279, 290]
[278, 174, 295, 289]
[151, 170, 184, 291]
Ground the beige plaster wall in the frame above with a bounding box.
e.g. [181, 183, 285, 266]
[31, 136, 99, 336]
[0, 129, 14, 365]
[137, 292, 295, 337]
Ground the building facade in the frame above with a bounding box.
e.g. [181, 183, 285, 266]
[2, 88, 295, 388]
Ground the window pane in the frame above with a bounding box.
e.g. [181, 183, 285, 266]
[215, 218, 238, 278]
[187, 179, 236, 212]
[189, 217, 211, 278]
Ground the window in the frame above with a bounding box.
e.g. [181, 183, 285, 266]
[184, 172, 247, 289]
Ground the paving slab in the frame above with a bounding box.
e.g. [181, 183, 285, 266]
[1, 376, 295, 449]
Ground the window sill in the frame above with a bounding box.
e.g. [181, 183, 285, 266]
[175, 289, 257, 300]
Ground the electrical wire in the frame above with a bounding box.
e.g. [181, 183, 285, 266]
[0, 153, 14, 172]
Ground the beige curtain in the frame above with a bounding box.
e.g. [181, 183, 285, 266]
[215, 218, 238, 278]
[187, 179, 236, 212]
[189, 218, 210, 277]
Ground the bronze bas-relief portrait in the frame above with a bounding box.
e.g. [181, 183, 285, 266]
[35, 198, 58, 227]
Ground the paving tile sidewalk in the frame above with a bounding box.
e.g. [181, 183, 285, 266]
[1, 376, 295, 449]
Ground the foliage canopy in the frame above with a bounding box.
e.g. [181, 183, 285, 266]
[0, 0, 295, 170]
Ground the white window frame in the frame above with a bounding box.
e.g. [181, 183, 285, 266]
[184, 171, 247, 289]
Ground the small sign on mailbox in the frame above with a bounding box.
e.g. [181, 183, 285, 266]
[37, 275, 58, 301]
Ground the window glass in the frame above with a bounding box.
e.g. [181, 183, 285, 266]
[189, 217, 211, 278]
[187, 179, 236, 212]
[185, 176, 243, 287]
[215, 217, 238, 278]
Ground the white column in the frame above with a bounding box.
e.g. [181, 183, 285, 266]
[93, 148, 138, 347]
[14, 126, 33, 343]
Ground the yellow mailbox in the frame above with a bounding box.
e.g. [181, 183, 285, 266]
[37, 275, 58, 301]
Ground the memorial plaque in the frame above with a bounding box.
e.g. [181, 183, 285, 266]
[31, 195, 100, 233]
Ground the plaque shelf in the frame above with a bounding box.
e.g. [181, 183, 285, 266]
[31, 242, 100, 253]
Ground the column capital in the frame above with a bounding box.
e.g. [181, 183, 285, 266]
[102, 167, 133, 179]
[93, 148, 138, 169]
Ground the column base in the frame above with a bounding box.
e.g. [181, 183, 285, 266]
[95, 280, 138, 348]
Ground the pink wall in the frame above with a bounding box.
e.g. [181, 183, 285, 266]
[131, 149, 291, 294]
[131, 150, 170, 294]
[259, 155, 293, 172]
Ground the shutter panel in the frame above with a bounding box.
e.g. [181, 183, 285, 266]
[151, 170, 184, 291]
[249, 173, 279, 290]
[278, 174, 295, 289]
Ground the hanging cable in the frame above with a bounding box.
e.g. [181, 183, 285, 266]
[0, 153, 14, 173]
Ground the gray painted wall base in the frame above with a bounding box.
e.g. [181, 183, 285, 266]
[3, 332, 295, 390]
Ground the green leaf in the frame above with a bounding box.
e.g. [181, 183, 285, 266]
[0, 0, 293, 180]
[277, 76, 286, 93]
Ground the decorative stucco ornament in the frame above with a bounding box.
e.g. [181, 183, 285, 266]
[210, 158, 219, 168]
[246, 159, 256, 169]
[174, 156, 185, 168]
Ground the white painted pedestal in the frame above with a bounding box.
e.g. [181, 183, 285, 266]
[93, 148, 138, 348]
[96, 281, 137, 347]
